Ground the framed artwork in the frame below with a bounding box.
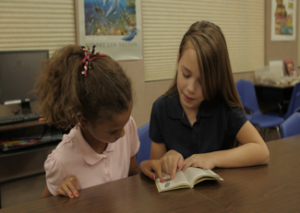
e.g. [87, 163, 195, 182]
[76, 0, 142, 60]
[271, 0, 297, 41]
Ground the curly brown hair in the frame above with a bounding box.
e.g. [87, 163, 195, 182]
[164, 21, 242, 109]
[35, 45, 132, 130]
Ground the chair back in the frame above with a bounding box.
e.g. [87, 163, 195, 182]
[280, 112, 300, 138]
[235, 80, 245, 106]
[284, 82, 300, 120]
[235, 79, 261, 115]
[136, 122, 152, 165]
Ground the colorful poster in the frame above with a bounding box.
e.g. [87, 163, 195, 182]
[271, 0, 296, 41]
[77, 0, 142, 60]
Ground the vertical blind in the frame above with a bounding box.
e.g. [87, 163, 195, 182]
[0, 0, 76, 57]
[142, 0, 265, 81]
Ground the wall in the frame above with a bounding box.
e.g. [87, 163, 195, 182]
[264, 0, 299, 74]
[116, 61, 172, 127]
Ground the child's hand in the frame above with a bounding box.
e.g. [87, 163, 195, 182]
[57, 175, 81, 198]
[161, 150, 184, 180]
[140, 160, 165, 182]
[181, 153, 215, 170]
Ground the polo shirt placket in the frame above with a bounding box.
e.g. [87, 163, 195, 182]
[102, 153, 111, 181]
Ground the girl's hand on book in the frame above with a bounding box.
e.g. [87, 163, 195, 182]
[140, 160, 165, 182]
[57, 175, 81, 198]
[161, 150, 184, 180]
[181, 153, 215, 171]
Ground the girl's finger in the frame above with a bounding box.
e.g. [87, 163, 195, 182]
[70, 175, 81, 190]
[170, 159, 178, 180]
[155, 169, 165, 183]
[177, 156, 184, 171]
[57, 188, 67, 197]
[181, 159, 191, 171]
[151, 161, 165, 182]
[61, 184, 74, 198]
[142, 167, 155, 180]
[66, 182, 79, 198]
[162, 160, 169, 174]
[140, 161, 156, 180]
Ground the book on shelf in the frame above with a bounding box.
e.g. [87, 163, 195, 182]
[284, 60, 297, 77]
[0, 126, 62, 152]
[155, 167, 223, 193]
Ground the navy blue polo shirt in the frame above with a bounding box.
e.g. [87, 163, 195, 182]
[149, 94, 247, 159]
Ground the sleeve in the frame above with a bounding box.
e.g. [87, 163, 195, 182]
[149, 99, 165, 143]
[228, 107, 248, 138]
[128, 116, 140, 157]
[44, 153, 68, 196]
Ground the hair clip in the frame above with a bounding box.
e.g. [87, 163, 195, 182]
[81, 45, 104, 77]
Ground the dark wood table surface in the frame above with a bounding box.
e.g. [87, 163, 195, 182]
[1, 135, 300, 213]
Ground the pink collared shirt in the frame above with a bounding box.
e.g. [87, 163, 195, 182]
[44, 116, 140, 196]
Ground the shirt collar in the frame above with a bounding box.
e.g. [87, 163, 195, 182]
[72, 126, 116, 165]
[167, 94, 215, 119]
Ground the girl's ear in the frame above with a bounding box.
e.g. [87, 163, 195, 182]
[79, 116, 89, 128]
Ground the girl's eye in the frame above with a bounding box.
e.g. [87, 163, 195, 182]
[182, 72, 189, 78]
[109, 131, 118, 135]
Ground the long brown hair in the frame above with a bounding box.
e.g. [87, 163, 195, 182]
[164, 21, 242, 109]
[35, 45, 132, 130]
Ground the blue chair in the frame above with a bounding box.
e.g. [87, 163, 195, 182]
[265, 82, 300, 120]
[280, 112, 300, 138]
[245, 114, 252, 121]
[235, 79, 284, 138]
[136, 122, 152, 165]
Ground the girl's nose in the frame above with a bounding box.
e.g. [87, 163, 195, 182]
[187, 79, 196, 93]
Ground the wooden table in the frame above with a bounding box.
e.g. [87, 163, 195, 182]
[1, 135, 300, 213]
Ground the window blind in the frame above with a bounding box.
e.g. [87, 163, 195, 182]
[0, 0, 76, 57]
[142, 0, 265, 81]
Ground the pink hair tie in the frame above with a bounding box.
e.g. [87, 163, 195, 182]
[80, 45, 104, 77]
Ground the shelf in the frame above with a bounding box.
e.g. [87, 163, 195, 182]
[0, 120, 63, 158]
[0, 141, 59, 158]
[0, 120, 47, 132]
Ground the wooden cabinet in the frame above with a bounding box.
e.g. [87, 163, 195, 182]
[0, 121, 62, 182]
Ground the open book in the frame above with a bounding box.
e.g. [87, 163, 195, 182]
[155, 167, 223, 193]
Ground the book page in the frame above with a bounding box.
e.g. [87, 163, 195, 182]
[155, 171, 191, 192]
[184, 167, 223, 186]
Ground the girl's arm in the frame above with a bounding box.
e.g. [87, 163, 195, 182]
[182, 121, 270, 169]
[128, 155, 140, 176]
[41, 185, 52, 198]
[150, 141, 167, 159]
